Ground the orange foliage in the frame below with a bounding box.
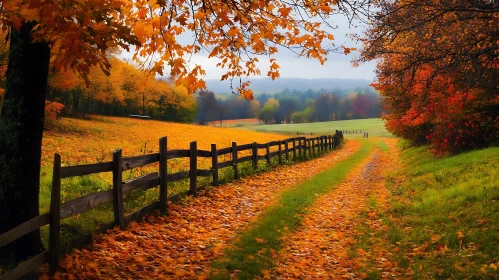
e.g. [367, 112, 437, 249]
[44, 101, 64, 121]
[360, 1, 499, 154]
[1, 0, 358, 96]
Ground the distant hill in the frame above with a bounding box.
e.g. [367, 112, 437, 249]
[204, 78, 373, 94]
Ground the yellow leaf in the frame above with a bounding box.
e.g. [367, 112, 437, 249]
[490, 263, 497, 270]
[255, 237, 265, 244]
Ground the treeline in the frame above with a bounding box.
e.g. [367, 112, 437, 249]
[361, 0, 499, 154]
[47, 58, 197, 123]
[196, 87, 381, 124]
[0, 41, 197, 123]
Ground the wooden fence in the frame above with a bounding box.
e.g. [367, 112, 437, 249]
[0, 134, 341, 280]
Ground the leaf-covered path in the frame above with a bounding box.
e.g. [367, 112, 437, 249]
[45, 140, 362, 279]
[271, 138, 405, 279]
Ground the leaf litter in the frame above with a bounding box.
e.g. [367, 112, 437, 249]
[272, 138, 408, 279]
[40, 141, 362, 279]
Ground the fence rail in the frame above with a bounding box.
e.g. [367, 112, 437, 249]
[0, 132, 343, 280]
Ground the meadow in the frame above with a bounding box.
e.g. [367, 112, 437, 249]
[39, 116, 290, 244]
[240, 118, 393, 138]
[377, 143, 499, 278]
[42, 116, 288, 168]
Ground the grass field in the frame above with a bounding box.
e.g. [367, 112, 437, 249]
[240, 118, 393, 138]
[42, 116, 287, 168]
[378, 143, 499, 278]
[206, 118, 260, 127]
[39, 116, 290, 245]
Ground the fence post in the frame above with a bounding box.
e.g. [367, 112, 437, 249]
[159, 137, 168, 214]
[112, 149, 125, 229]
[297, 138, 302, 158]
[292, 138, 296, 160]
[211, 143, 219, 186]
[265, 143, 271, 165]
[49, 153, 61, 275]
[252, 142, 258, 170]
[329, 135, 332, 150]
[190, 141, 198, 195]
[284, 139, 289, 161]
[307, 139, 311, 157]
[312, 138, 315, 155]
[302, 137, 307, 160]
[232, 141, 239, 179]
[278, 140, 282, 164]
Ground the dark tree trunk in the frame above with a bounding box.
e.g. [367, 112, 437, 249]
[72, 88, 80, 115]
[0, 22, 50, 266]
[142, 94, 146, 116]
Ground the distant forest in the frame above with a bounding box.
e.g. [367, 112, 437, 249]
[0, 48, 381, 125]
[196, 87, 381, 125]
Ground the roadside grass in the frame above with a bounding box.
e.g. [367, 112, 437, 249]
[209, 140, 373, 279]
[239, 118, 393, 138]
[382, 143, 499, 278]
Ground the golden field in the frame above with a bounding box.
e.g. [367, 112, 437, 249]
[42, 116, 288, 168]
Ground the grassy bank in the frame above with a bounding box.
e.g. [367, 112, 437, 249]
[382, 144, 499, 278]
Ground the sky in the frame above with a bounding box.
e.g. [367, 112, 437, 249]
[120, 11, 378, 82]
[183, 13, 377, 81]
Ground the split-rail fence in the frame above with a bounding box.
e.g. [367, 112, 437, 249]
[0, 133, 341, 280]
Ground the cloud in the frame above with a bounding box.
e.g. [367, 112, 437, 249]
[187, 53, 376, 80]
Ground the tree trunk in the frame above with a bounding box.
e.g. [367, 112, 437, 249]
[72, 88, 80, 115]
[142, 93, 146, 116]
[0, 22, 50, 266]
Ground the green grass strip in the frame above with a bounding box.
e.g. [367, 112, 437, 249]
[210, 140, 374, 279]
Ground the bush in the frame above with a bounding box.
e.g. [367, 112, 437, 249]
[45, 101, 65, 127]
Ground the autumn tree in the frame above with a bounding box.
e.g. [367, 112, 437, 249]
[278, 97, 299, 124]
[156, 85, 197, 123]
[0, 0, 371, 266]
[259, 97, 280, 124]
[196, 90, 218, 124]
[350, 93, 369, 119]
[313, 93, 337, 121]
[359, 0, 499, 153]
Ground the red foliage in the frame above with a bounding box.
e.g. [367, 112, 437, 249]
[350, 94, 370, 119]
[373, 64, 499, 155]
[45, 101, 65, 121]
